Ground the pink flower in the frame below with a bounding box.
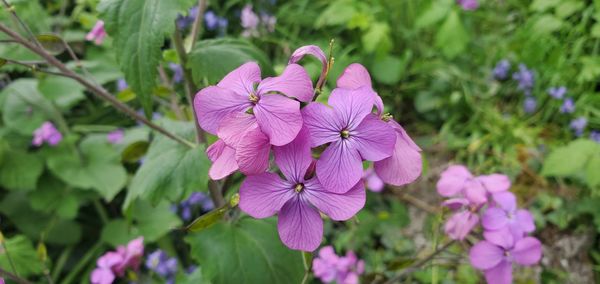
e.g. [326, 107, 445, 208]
[239, 128, 365, 251]
[363, 167, 384, 192]
[289, 45, 328, 87]
[437, 165, 510, 204]
[441, 198, 480, 240]
[32, 121, 62, 147]
[86, 20, 107, 45]
[312, 246, 365, 284]
[90, 237, 144, 284]
[0, 277, 5, 284]
[336, 63, 423, 186]
[194, 62, 313, 178]
[302, 87, 396, 193]
[482, 192, 535, 240]
[457, 0, 479, 10]
[470, 236, 542, 284]
[107, 129, 124, 144]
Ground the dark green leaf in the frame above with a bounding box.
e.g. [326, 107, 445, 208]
[121, 141, 149, 163]
[129, 199, 182, 242]
[0, 150, 44, 191]
[185, 206, 229, 232]
[28, 175, 80, 219]
[36, 34, 65, 55]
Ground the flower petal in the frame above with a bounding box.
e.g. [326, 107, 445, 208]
[351, 114, 396, 161]
[464, 179, 488, 204]
[512, 237, 542, 266]
[469, 241, 505, 270]
[482, 207, 509, 231]
[254, 94, 302, 146]
[492, 191, 517, 212]
[374, 123, 422, 186]
[217, 61, 261, 96]
[193, 86, 251, 134]
[208, 142, 239, 180]
[239, 173, 294, 218]
[328, 87, 375, 130]
[436, 165, 472, 197]
[288, 45, 327, 68]
[302, 102, 343, 147]
[278, 197, 323, 251]
[515, 209, 536, 233]
[441, 198, 469, 211]
[303, 178, 365, 221]
[477, 174, 511, 193]
[484, 227, 514, 250]
[316, 140, 363, 193]
[336, 63, 383, 115]
[258, 64, 314, 102]
[445, 210, 479, 240]
[483, 260, 512, 284]
[273, 127, 312, 182]
[217, 112, 258, 147]
[235, 127, 270, 175]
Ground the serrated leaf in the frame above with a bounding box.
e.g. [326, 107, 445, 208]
[0, 150, 44, 191]
[188, 38, 272, 85]
[124, 120, 209, 208]
[1, 79, 56, 135]
[0, 235, 44, 278]
[98, 0, 192, 116]
[435, 11, 469, 59]
[186, 217, 305, 284]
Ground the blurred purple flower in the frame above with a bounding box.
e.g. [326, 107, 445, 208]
[457, 0, 479, 10]
[363, 167, 384, 192]
[175, 192, 214, 221]
[560, 97, 575, 114]
[523, 97, 536, 114]
[177, 6, 199, 30]
[32, 122, 62, 147]
[117, 79, 128, 92]
[107, 129, 124, 144]
[482, 192, 535, 240]
[591, 131, 600, 143]
[313, 246, 365, 284]
[512, 64, 534, 95]
[570, 117, 587, 137]
[547, 86, 566, 99]
[86, 20, 107, 45]
[169, 63, 184, 83]
[261, 13, 276, 32]
[492, 59, 510, 80]
[145, 250, 178, 282]
[204, 11, 219, 30]
[241, 5, 259, 30]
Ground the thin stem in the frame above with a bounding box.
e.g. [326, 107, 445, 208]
[393, 190, 440, 214]
[51, 246, 73, 281]
[0, 22, 196, 149]
[1, 0, 42, 48]
[61, 241, 103, 284]
[208, 179, 226, 208]
[189, 0, 207, 51]
[382, 240, 456, 284]
[301, 252, 311, 284]
[0, 267, 31, 284]
[3, 59, 72, 78]
[312, 39, 335, 101]
[93, 200, 110, 224]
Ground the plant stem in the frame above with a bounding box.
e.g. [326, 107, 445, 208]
[61, 241, 103, 284]
[208, 179, 226, 208]
[0, 22, 196, 149]
[0, 267, 31, 284]
[189, 0, 207, 51]
[93, 200, 110, 225]
[382, 240, 456, 284]
[1, 0, 42, 49]
[51, 246, 73, 281]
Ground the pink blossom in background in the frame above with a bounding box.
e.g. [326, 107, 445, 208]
[241, 5, 259, 37]
[107, 129, 124, 144]
[313, 246, 365, 284]
[437, 165, 510, 204]
[457, 0, 479, 10]
[194, 61, 313, 178]
[86, 20, 107, 45]
[32, 121, 62, 147]
[363, 167, 384, 192]
[91, 237, 144, 284]
[239, 128, 365, 251]
[0, 277, 5, 284]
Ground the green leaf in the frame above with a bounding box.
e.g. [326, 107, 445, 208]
[415, 0, 452, 29]
[435, 11, 469, 59]
[98, 0, 191, 116]
[46, 136, 127, 201]
[186, 217, 305, 284]
[129, 199, 182, 242]
[315, 0, 356, 27]
[531, 15, 563, 35]
[38, 76, 86, 110]
[542, 139, 600, 177]
[185, 206, 230, 232]
[586, 153, 600, 188]
[578, 56, 600, 83]
[121, 140, 149, 162]
[188, 38, 272, 85]
[28, 175, 80, 219]
[361, 22, 392, 54]
[124, 120, 209, 208]
[101, 220, 134, 247]
[530, 0, 561, 11]
[1, 79, 56, 135]
[555, 0, 584, 18]
[0, 150, 44, 191]
[371, 53, 410, 85]
[36, 34, 66, 55]
[0, 235, 44, 278]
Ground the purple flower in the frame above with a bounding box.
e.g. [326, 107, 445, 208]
[436, 165, 511, 205]
[363, 167, 384, 192]
[194, 62, 313, 179]
[107, 129, 124, 144]
[32, 122, 62, 147]
[523, 97, 536, 113]
[241, 5, 259, 30]
[457, 0, 479, 10]
[312, 246, 365, 284]
[442, 198, 480, 240]
[204, 11, 219, 30]
[547, 86, 566, 99]
[239, 127, 365, 251]
[570, 117, 587, 137]
[260, 13, 276, 33]
[86, 20, 107, 45]
[145, 250, 178, 278]
[560, 97, 575, 113]
[470, 236, 542, 284]
[116, 79, 128, 92]
[186, 192, 214, 211]
[168, 63, 184, 83]
[591, 131, 600, 143]
[176, 6, 199, 30]
[492, 59, 511, 80]
[482, 192, 535, 240]
[512, 64, 534, 94]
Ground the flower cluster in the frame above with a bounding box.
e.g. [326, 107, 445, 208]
[145, 250, 178, 284]
[32, 121, 62, 147]
[172, 192, 214, 221]
[193, 45, 422, 251]
[436, 166, 542, 284]
[204, 10, 229, 33]
[312, 246, 364, 284]
[86, 20, 107, 45]
[91, 237, 144, 284]
[241, 4, 276, 37]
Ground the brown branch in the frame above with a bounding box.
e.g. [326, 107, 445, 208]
[0, 267, 32, 284]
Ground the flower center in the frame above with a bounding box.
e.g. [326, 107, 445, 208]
[249, 93, 259, 103]
[294, 183, 304, 193]
[340, 129, 350, 139]
[382, 113, 393, 122]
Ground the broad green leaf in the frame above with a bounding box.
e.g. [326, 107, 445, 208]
[124, 120, 209, 208]
[188, 38, 272, 86]
[186, 217, 305, 284]
[361, 22, 392, 54]
[578, 56, 600, 83]
[591, 23, 600, 38]
[1, 79, 56, 135]
[101, 219, 134, 247]
[542, 139, 600, 177]
[28, 176, 80, 219]
[129, 199, 182, 242]
[121, 140, 149, 162]
[98, 0, 192, 116]
[38, 76, 86, 110]
[555, 0, 584, 19]
[371, 53, 409, 85]
[415, 0, 452, 29]
[435, 11, 469, 59]
[315, 0, 356, 27]
[531, 15, 563, 35]
[0, 150, 44, 191]
[0, 235, 44, 278]
[586, 154, 600, 188]
[46, 136, 127, 201]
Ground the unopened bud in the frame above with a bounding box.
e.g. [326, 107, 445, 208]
[229, 193, 240, 207]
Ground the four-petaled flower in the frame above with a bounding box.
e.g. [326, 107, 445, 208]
[86, 20, 107, 45]
[32, 121, 62, 147]
[482, 191, 535, 240]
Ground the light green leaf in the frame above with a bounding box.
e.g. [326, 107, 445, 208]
[361, 22, 392, 54]
[0, 150, 44, 191]
[0, 235, 44, 278]
[101, 219, 134, 247]
[129, 199, 182, 242]
[578, 56, 600, 83]
[1, 79, 56, 135]
[435, 11, 469, 59]
[591, 23, 600, 38]
[124, 120, 209, 208]
[586, 154, 600, 188]
[555, 0, 584, 18]
[186, 217, 305, 284]
[531, 15, 563, 35]
[38, 76, 86, 110]
[188, 38, 272, 86]
[530, 0, 561, 11]
[315, 0, 356, 27]
[98, 0, 191, 116]
[542, 139, 600, 177]
[185, 205, 230, 232]
[415, 0, 452, 29]
[46, 136, 127, 201]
